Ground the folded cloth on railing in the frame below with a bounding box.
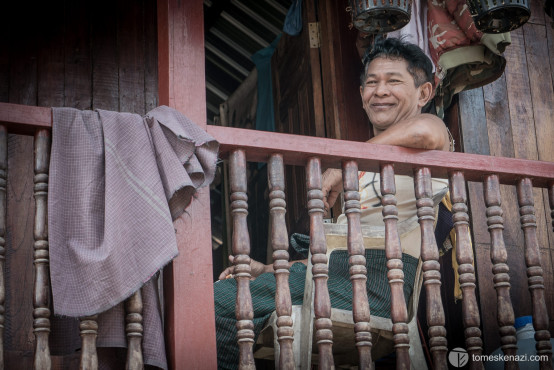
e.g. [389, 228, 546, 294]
[49, 105, 219, 316]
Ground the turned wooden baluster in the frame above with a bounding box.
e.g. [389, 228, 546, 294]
[306, 158, 334, 369]
[549, 183, 554, 233]
[125, 290, 144, 370]
[414, 167, 447, 368]
[342, 160, 372, 368]
[229, 150, 255, 369]
[380, 164, 410, 370]
[449, 171, 483, 370]
[484, 175, 518, 369]
[517, 179, 553, 370]
[268, 154, 294, 370]
[0, 125, 6, 369]
[80, 315, 99, 369]
[33, 129, 52, 370]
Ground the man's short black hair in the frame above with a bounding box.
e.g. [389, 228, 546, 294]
[360, 37, 434, 88]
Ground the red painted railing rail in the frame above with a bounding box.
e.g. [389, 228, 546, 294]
[1, 102, 553, 188]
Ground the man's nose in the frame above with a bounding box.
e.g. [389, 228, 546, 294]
[375, 81, 390, 96]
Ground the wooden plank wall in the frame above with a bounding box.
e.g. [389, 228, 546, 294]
[0, 0, 158, 367]
[458, 0, 554, 353]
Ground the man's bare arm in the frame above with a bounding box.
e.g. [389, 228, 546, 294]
[321, 114, 450, 214]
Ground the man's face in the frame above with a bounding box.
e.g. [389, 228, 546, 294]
[360, 57, 426, 133]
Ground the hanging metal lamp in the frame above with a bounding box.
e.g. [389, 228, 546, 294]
[467, 0, 530, 33]
[348, 0, 412, 34]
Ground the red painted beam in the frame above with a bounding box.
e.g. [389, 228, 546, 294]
[0, 103, 51, 135]
[1, 102, 553, 188]
[207, 125, 554, 188]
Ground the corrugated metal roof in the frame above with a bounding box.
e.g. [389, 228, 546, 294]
[204, 0, 292, 124]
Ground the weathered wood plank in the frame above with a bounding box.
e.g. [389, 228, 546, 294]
[79, 316, 98, 370]
[125, 290, 144, 370]
[144, 0, 158, 113]
[0, 126, 7, 369]
[91, 0, 119, 111]
[64, 1, 92, 110]
[118, 0, 146, 115]
[343, 160, 372, 368]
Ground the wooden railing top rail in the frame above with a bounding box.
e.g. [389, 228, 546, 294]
[1, 102, 553, 187]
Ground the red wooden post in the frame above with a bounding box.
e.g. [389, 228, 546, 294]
[342, 160, 372, 368]
[306, 157, 334, 369]
[517, 178, 553, 370]
[483, 175, 518, 369]
[414, 167, 447, 368]
[268, 154, 295, 370]
[157, 0, 217, 368]
[33, 129, 51, 370]
[449, 171, 483, 370]
[380, 164, 410, 370]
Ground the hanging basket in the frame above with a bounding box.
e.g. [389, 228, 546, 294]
[467, 0, 530, 33]
[348, 0, 412, 34]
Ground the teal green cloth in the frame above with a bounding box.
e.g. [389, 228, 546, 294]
[214, 236, 418, 370]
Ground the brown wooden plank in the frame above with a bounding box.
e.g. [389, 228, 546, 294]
[0, 103, 51, 135]
[523, 22, 554, 328]
[528, 0, 546, 25]
[157, 1, 217, 368]
[317, 0, 369, 142]
[305, 0, 325, 138]
[5, 6, 38, 356]
[547, 12, 554, 92]
[118, 0, 146, 115]
[64, 1, 92, 110]
[37, 0, 65, 109]
[91, 0, 119, 111]
[144, 0, 158, 113]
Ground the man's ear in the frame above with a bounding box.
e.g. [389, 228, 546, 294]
[360, 85, 364, 99]
[417, 81, 434, 108]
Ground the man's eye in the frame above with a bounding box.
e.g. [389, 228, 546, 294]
[389, 79, 401, 83]
[366, 80, 377, 85]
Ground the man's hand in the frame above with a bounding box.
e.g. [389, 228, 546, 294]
[321, 168, 343, 217]
[217, 255, 272, 280]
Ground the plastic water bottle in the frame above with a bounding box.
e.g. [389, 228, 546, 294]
[485, 316, 554, 369]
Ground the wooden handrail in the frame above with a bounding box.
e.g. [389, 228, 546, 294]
[1, 102, 553, 187]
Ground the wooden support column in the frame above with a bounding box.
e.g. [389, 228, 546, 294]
[517, 178, 553, 370]
[414, 167, 447, 368]
[342, 160, 372, 368]
[380, 164, 410, 370]
[483, 175, 518, 369]
[157, 0, 217, 368]
[306, 158, 334, 369]
[449, 171, 483, 370]
[268, 154, 295, 370]
[33, 129, 51, 370]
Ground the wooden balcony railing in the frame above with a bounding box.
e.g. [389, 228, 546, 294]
[1, 102, 554, 369]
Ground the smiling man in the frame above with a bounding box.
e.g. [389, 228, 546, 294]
[214, 37, 454, 369]
[322, 37, 452, 213]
